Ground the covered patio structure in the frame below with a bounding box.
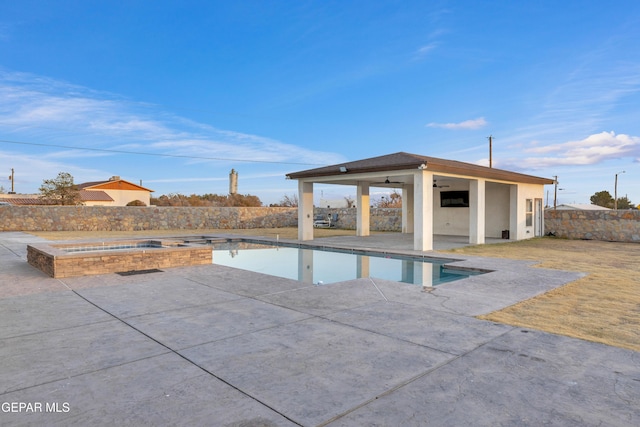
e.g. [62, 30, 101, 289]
[287, 152, 555, 251]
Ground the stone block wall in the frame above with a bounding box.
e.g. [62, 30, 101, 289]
[3, 205, 639, 243]
[545, 209, 640, 242]
[0, 206, 297, 232]
[313, 208, 402, 231]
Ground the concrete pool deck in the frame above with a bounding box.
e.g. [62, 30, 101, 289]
[1, 231, 638, 426]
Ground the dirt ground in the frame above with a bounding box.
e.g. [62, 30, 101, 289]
[447, 238, 640, 352]
[29, 229, 639, 352]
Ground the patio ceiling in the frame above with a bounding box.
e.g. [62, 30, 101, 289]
[295, 171, 468, 189]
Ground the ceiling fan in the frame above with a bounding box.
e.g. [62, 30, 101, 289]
[433, 180, 450, 188]
[372, 176, 403, 186]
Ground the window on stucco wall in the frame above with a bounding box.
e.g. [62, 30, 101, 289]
[526, 199, 533, 227]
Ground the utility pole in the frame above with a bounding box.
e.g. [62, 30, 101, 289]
[9, 168, 15, 194]
[546, 190, 549, 208]
[553, 175, 558, 210]
[487, 135, 493, 168]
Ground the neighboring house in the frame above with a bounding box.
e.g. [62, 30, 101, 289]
[549, 203, 611, 211]
[0, 176, 153, 206]
[287, 151, 554, 251]
[77, 176, 153, 206]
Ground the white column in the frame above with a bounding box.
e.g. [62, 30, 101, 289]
[298, 248, 314, 284]
[509, 184, 519, 240]
[298, 181, 314, 241]
[402, 185, 414, 233]
[356, 254, 370, 279]
[356, 182, 370, 237]
[469, 179, 486, 245]
[413, 171, 433, 251]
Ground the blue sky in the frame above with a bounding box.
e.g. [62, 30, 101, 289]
[1, 0, 639, 206]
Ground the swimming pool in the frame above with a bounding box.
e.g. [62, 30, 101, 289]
[211, 241, 480, 287]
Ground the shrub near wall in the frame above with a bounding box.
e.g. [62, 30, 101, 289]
[0, 206, 298, 232]
[545, 209, 640, 242]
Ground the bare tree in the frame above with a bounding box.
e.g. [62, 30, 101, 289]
[374, 190, 402, 208]
[277, 193, 299, 207]
[39, 172, 83, 205]
[344, 196, 355, 208]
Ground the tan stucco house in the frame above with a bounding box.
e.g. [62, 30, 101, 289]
[287, 152, 554, 251]
[77, 176, 153, 206]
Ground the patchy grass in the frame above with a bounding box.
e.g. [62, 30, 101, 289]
[446, 238, 640, 352]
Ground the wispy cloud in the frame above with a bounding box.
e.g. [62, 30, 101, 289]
[0, 69, 348, 193]
[503, 38, 640, 147]
[0, 69, 346, 168]
[498, 131, 640, 170]
[426, 117, 487, 130]
[0, 149, 103, 188]
[414, 42, 438, 59]
[413, 27, 447, 61]
[0, 23, 13, 42]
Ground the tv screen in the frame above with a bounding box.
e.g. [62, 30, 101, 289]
[440, 191, 469, 208]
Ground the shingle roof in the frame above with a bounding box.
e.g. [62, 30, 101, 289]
[287, 151, 554, 185]
[0, 198, 48, 205]
[79, 190, 114, 201]
[0, 190, 113, 204]
[77, 180, 107, 189]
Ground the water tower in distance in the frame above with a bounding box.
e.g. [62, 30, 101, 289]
[229, 169, 238, 195]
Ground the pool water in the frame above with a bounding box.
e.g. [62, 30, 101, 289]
[211, 242, 479, 286]
[62, 242, 165, 253]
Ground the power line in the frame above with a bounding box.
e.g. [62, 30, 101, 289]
[0, 138, 324, 166]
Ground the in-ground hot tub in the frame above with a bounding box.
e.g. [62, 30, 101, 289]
[27, 239, 212, 278]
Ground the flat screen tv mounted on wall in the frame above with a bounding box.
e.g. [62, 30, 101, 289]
[440, 191, 469, 208]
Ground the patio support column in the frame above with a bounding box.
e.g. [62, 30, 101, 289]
[356, 254, 370, 279]
[356, 182, 370, 237]
[469, 178, 486, 245]
[509, 184, 519, 240]
[402, 185, 414, 233]
[298, 181, 314, 241]
[413, 170, 433, 251]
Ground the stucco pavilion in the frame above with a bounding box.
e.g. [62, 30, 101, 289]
[287, 152, 555, 251]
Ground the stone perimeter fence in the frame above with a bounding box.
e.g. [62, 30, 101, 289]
[544, 209, 640, 243]
[1, 206, 639, 243]
[0, 206, 298, 232]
